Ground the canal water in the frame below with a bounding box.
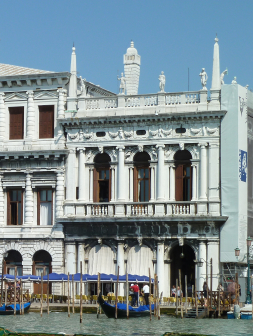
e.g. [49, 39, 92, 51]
[0, 313, 253, 336]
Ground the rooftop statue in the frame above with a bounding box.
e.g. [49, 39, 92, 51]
[220, 69, 228, 85]
[118, 72, 126, 95]
[232, 76, 237, 84]
[159, 71, 166, 92]
[199, 68, 208, 90]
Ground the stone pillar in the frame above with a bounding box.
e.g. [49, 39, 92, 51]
[78, 148, 86, 201]
[89, 168, 94, 202]
[66, 148, 76, 201]
[117, 242, 125, 296]
[65, 242, 76, 275]
[191, 163, 197, 201]
[169, 164, 175, 201]
[199, 143, 208, 200]
[0, 174, 4, 226]
[207, 240, 219, 291]
[26, 91, 35, 140]
[0, 93, 5, 140]
[157, 241, 164, 296]
[77, 243, 84, 294]
[117, 146, 125, 201]
[198, 241, 207, 291]
[208, 143, 219, 201]
[25, 172, 33, 225]
[57, 89, 66, 118]
[150, 166, 155, 201]
[110, 167, 115, 202]
[156, 145, 165, 200]
[56, 170, 65, 217]
[129, 167, 134, 201]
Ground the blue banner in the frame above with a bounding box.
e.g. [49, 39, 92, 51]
[239, 149, 247, 182]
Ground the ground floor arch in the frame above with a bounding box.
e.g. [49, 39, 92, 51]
[170, 244, 195, 296]
[127, 245, 154, 278]
[4, 250, 23, 276]
[32, 249, 52, 294]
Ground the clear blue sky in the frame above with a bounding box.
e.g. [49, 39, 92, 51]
[1, 1, 253, 94]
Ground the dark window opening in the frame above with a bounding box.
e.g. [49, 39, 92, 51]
[37, 189, 52, 225]
[94, 153, 111, 202]
[9, 107, 24, 140]
[96, 132, 106, 137]
[136, 130, 146, 135]
[176, 127, 186, 134]
[133, 151, 151, 202]
[39, 105, 54, 139]
[7, 189, 23, 225]
[174, 150, 192, 201]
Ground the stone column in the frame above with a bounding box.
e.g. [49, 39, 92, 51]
[78, 148, 86, 201]
[0, 174, 4, 226]
[207, 240, 219, 291]
[25, 172, 33, 225]
[0, 93, 5, 141]
[156, 145, 165, 200]
[57, 89, 66, 118]
[129, 167, 134, 201]
[26, 91, 35, 140]
[169, 164, 175, 201]
[77, 243, 84, 294]
[56, 170, 65, 217]
[191, 163, 197, 201]
[117, 146, 125, 201]
[157, 241, 164, 297]
[117, 242, 125, 296]
[199, 143, 208, 200]
[150, 166, 155, 201]
[198, 241, 207, 291]
[65, 242, 76, 275]
[89, 168, 94, 202]
[208, 143, 219, 201]
[110, 167, 115, 202]
[66, 148, 76, 201]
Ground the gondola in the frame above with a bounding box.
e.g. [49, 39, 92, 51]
[0, 302, 31, 315]
[98, 293, 154, 318]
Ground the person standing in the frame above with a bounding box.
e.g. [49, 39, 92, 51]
[171, 285, 176, 297]
[142, 283, 150, 306]
[131, 282, 139, 307]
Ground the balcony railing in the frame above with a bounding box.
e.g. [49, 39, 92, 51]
[63, 200, 220, 218]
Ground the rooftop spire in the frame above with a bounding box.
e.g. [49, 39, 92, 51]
[211, 35, 221, 91]
[67, 46, 77, 110]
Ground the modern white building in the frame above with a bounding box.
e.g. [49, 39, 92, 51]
[0, 38, 251, 298]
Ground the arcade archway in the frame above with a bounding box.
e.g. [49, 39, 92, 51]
[170, 244, 195, 295]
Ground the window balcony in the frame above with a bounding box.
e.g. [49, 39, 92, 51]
[62, 200, 220, 219]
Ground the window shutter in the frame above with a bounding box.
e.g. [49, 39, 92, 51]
[133, 167, 138, 202]
[175, 165, 184, 201]
[9, 107, 24, 139]
[37, 189, 40, 226]
[93, 169, 99, 202]
[7, 191, 11, 225]
[39, 106, 54, 138]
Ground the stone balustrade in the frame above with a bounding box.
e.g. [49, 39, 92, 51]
[63, 200, 220, 218]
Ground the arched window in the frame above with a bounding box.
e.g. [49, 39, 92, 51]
[133, 152, 151, 202]
[174, 150, 192, 201]
[93, 153, 111, 202]
[33, 250, 52, 294]
[4, 250, 23, 276]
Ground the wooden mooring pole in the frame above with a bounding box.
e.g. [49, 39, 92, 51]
[80, 262, 83, 323]
[97, 272, 100, 318]
[195, 278, 198, 317]
[115, 266, 119, 319]
[149, 268, 151, 321]
[126, 271, 129, 319]
[176, 278, 178, 316]
[40, 271, 43, 317]
[47, 273, 50, 315]
[14, 267, 17, 316]
[179, 269, 183, 319]
[185, 274, 188, 313]
[67, 272, 70, 317]
[72, 274, 75, 314]
[210, 258, 213, 308]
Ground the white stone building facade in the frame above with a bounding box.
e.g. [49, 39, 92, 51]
[0, 38, 251, 297]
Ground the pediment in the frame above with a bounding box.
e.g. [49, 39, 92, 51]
[5, 92, 27, 101]
[34, 91, 58, 100]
